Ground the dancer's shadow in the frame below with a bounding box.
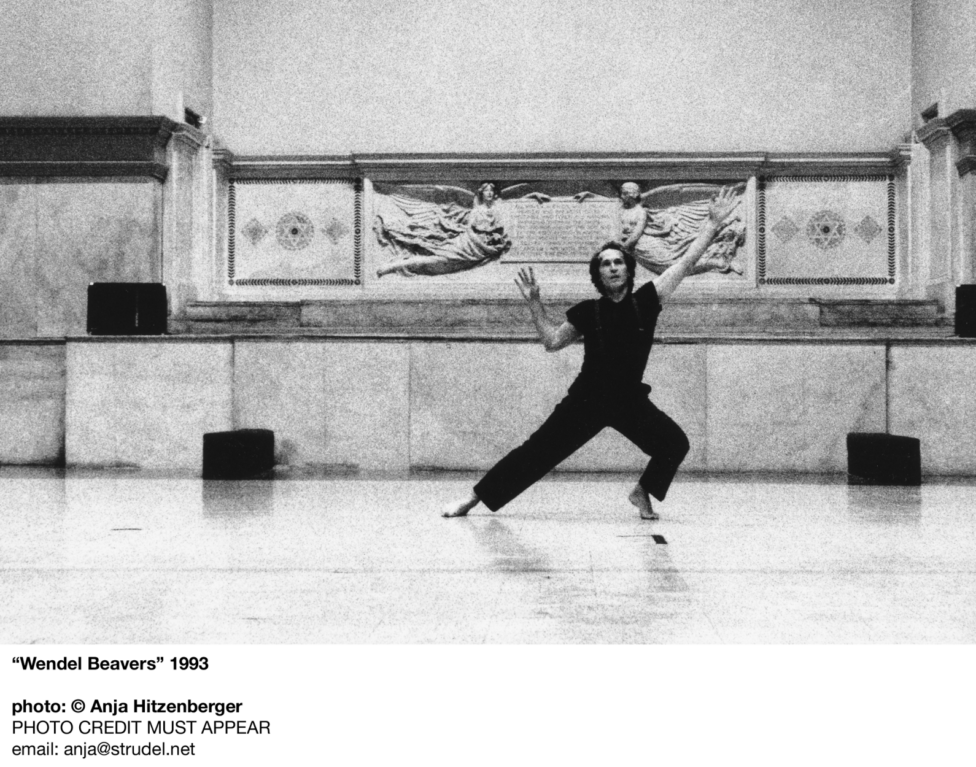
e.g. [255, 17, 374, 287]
[642, 536, 691, 594]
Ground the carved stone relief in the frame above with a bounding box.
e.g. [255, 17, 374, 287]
[372, 180, 748, 279]
[228, 179, 362, 286]
[758, 177, 895, 286]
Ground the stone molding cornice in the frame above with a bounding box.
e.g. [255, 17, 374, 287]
[760, 153, 895, 177]
[228, 151, 897, 181]
[230, 155, 356, 180]
[916, 118, 953, 149]
[211, 144, 235, 173]
[0, 116, 179, 180]
[354, 152, 767, 181]
[0, 120, 903, 182]
[945, 109, 976, 177]
[891, 144, 914, 170]
[170, 123, 211, 152]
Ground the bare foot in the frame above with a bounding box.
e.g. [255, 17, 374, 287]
[443, 492, 480, 518]
[628, 485, 659, 520]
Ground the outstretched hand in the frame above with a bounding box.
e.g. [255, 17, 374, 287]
[708, 186, 740, 226]
[515, 267, 542, 302]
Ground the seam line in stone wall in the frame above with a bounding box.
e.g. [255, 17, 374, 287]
[407, 341, 414, 470]
[231, 339, 238, 431]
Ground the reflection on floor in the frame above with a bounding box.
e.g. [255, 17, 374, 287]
[2, 467, 975, 644]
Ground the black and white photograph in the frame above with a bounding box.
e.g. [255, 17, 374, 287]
[2, 1, 974, 763]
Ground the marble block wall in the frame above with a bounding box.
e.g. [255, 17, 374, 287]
[889, 346, 976, 475]
[0, 180, 161, 338]
[233, 340, 409, 472]
[412, 342, 886, 474]
[706, 345, 887, 472]
[0, 343, 65, 463]
[409, 342, 707, 472]
[0, 184, 37, 337]
[52, 337, 976, 476]
[65, 342, 232, 469]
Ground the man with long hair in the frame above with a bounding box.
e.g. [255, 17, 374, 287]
[443, 187, 739, 520]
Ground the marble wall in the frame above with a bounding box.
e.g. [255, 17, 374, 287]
[1, 0, 154, 115]
[409, 342, 708, 472]
[912, 0, 976, 119]
[65, 341, 232, 469]
[707, 345, 887, 472]
[212, 0, 911, 155]
[0, 180, 162, 339]
[46, 337, 974, 477]
[0, 343, 65, 464]
[0, 184, 36, 337]
[234, 340, 409, 471]
[890, 345, 976, 474]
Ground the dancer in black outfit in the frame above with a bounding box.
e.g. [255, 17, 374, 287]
[443, 187, 739, 520]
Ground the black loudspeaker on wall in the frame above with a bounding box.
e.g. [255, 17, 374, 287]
[87, 283, 168, 335]
[956, 285, 976, 338]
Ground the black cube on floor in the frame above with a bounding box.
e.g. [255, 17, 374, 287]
[847, 432, 921, 486]
[203, 429, 275, 479]
[956, 285, 976, 338]
[87, 282, 168, 335]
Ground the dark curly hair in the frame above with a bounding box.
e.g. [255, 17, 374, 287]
[588, 242, 636, 296]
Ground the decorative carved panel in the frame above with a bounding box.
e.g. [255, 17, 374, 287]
[227, 179, 362, 286]
[758, 177, 895, 286]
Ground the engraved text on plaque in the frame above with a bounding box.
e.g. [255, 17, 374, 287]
[502, 199, 618, 262]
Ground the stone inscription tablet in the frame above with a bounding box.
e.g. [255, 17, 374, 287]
[502, 199, 618, 262]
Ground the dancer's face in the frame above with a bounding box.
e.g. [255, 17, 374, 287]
[598, 250, 628, 292]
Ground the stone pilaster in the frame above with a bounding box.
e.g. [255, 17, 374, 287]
[162, 124, 214, 318]
[916, 118, 959, 312]
[946, 110, 976, 287]
[891, 143, 915, 298]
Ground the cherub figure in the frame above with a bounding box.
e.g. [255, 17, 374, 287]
[576, 182, 746, 276]
[374, 182, 549, 278]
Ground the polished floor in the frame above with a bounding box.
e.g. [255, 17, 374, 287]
[1, 467, 975, 644]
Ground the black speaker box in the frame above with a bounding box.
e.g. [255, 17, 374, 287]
[847, 432, 921, 486]
[956, 285, 976, 338]
[87, 282, 167, 335]
[203, 429, 275, 479]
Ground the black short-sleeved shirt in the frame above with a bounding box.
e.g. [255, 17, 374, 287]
[565, 280, 662, 394]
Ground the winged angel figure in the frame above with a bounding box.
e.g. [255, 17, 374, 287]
[577, 182, 747, 276]
[374, 182, 548, 278]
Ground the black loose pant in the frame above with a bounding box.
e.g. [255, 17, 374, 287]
[474, 389, 690, 512]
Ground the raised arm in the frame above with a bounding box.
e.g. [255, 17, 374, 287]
[515, 267, 580, 352]
[652, 186, 739, 302]
[500, 184, 551, 204]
